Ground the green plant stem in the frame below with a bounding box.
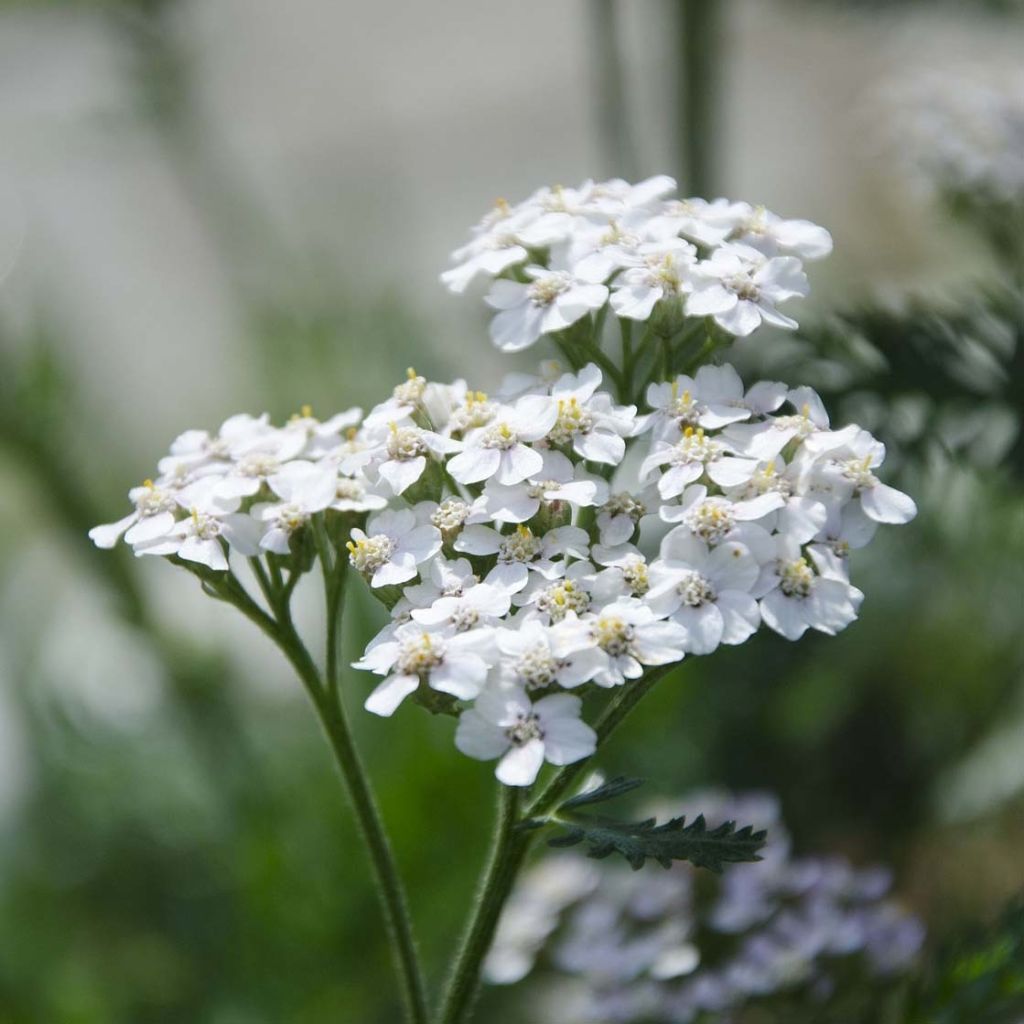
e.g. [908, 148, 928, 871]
[219, 563, 430, 1024]
[677, 0, 724, 196]
[436, 787, 525, 1024]
[436, 662, 679, 1024]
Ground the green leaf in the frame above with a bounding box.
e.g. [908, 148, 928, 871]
[559, 775, 646, 810]
[539, 779, 766, 873]
[545, 812, 766, 873]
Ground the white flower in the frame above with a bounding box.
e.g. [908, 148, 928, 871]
[278, 405, 364, 460]
[590, 544, 652, 601]
[552, 599, 687, 687]
[455, 523, 590, 591]
[687, 243, 809, 336]
[660, 484, 783, 551]
[89, 477, 181, 550]
[496, 619, 605, 690]
[755, 538, 864, 641]
[355, 624, 492, 717]
[328, 472, 389, 514]
[724, 386, 845, 461]
[133, 477, 260, 570]
[608, 240, 697, 321]
[643, 364, 756, 440]
[455, 685, 596, 786]
[411, 581, 512, 632]
[731, 204, 833, 260]
[596, 490, 653, 547]
[372, 422, 460, 495]
[647, 534, 761, 654]
[641, 427, 759, 499]
[483, 450, 606, 524]
[447, 395, 558, 486]
[249, 460, 338, 555]
[810, 430, 918, 525]
[486, 267, 608, 353]
[547, 364, 637, 464]
[156, 412, 279, 479]
[516, 562, 597, 622]
[440, 198, 534, 294]
[640, 196, 749, 247]
[347, 508, 442, 588]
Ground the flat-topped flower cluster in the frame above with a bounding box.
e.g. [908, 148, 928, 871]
[486, 788, 924, 1022]
[442, 175, 832, 351]
[91, 355, 915, 787]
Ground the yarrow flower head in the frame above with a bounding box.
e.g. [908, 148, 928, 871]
[91, 175, 914, 791]
[442, 176, 830, 353]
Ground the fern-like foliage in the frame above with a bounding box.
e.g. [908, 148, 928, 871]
[526, 777, 767, 873]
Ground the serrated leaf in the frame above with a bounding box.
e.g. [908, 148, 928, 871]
[546, 811, 767, 873]
[560, 776, 646, 810]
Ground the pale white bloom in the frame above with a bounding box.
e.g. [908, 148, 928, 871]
[808, 430, 918, 525]
[515, 562, 597, 622]
[643, 364, 755, 440]
[355, 624, 493, 716]
[755, 538, 864, 641]
[250, 460, 338, 554]
[547, 364, 637, 464]
[486, 267, 608, 353]
[731, 204, 833, 260]
[596, 490, 655, 547]
[328, 472, 389, 514]
[647, 534, 761, 654]
[455, 523, 589, 591]
[411, 581, 512, 632]
[483, 450, 606, 524]
[687, 243, 809, 336]
[640, 196, 749, 247]
[496, 619, 605, 690]
[641, 427, 759, 499]
[590, 544, 652, 601]
[724, 385, 836, 461]
[447, 396, 557, 486]
[552, 599, 687, 687]
[609, 239, 697, 321]
[132, 477, 260, 570]
[89, 477, 182, 550]
[347, 508, 442, 588]
[370, 422, 460, 495]
[455, 685, 596, 786]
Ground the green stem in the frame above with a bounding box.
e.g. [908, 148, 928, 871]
[528, 662, 677, 819]
[436, 787, 526, 1024]
[221, 564, 430, 1024]
[436, 663, 679, 1024]
[677, 0, 724, 196]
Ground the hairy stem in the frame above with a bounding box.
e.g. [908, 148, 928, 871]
[437, 662, 679, 1024]
[222, 561, 430, 1024]
[436, 787, 526, 1024]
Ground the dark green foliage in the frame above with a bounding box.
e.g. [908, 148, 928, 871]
[531, 777, 767, 872]
[909, 898, 1024, 1024]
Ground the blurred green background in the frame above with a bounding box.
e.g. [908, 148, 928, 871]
[0, 1, 1022, 1021]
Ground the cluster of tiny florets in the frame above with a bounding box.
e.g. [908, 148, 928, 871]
[90, 178, 916, 788]
[442, 176, 832, 351]
[487, 789, 924, 1021]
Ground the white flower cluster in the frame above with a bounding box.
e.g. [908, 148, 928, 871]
[880, 61, 1024, 206]
[344, 359, 914, 786]
[442, 177, 832, 351]
[88, 406, 388, 570]
[487, 789, 924, 1022]
[90, 176, 916, 791]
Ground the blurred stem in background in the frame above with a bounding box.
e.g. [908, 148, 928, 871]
[589, 0, 636, 180]
[677, 0, 724, 196]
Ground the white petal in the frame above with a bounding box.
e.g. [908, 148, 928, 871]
[365, 674, 420, 717]
[496, 739, 546, 787]
[861, 483, 917, 525]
